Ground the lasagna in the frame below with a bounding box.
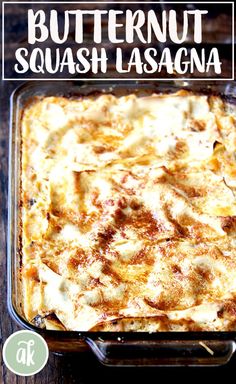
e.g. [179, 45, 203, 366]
[21, 90, 236, 331]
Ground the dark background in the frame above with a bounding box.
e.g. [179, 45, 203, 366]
[1, 1, 236, 382]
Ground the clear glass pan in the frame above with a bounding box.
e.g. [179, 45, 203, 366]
[8, 80, 236, 366]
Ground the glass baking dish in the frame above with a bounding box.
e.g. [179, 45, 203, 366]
[8, 80, 236, 366]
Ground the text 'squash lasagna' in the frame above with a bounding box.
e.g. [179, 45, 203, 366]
[21, 90, 236, 331]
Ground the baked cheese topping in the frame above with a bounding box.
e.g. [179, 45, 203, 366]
[21, 90, 236, 331]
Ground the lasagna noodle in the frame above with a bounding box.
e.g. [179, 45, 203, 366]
[21, 90, 236, 331]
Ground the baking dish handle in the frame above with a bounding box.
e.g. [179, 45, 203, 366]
[86, 338, 236, 367]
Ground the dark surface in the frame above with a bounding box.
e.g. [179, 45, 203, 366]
[1, 1, 236, 382]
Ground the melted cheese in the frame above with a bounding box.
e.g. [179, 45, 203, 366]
[21, 91, 236, 331]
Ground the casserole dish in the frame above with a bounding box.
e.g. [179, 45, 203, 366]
[8, 80, 236, 366]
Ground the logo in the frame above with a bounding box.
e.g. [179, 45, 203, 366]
[2, 330, 49, 376]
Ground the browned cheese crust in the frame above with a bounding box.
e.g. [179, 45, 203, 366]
[20, 91, 236, 331]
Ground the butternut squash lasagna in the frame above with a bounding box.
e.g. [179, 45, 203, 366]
[21, 90, 236, 331]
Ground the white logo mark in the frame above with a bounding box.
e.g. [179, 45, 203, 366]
[16, 340, 35, 366]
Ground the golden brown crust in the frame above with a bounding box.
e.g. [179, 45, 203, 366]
[20, 91, 236, 331]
